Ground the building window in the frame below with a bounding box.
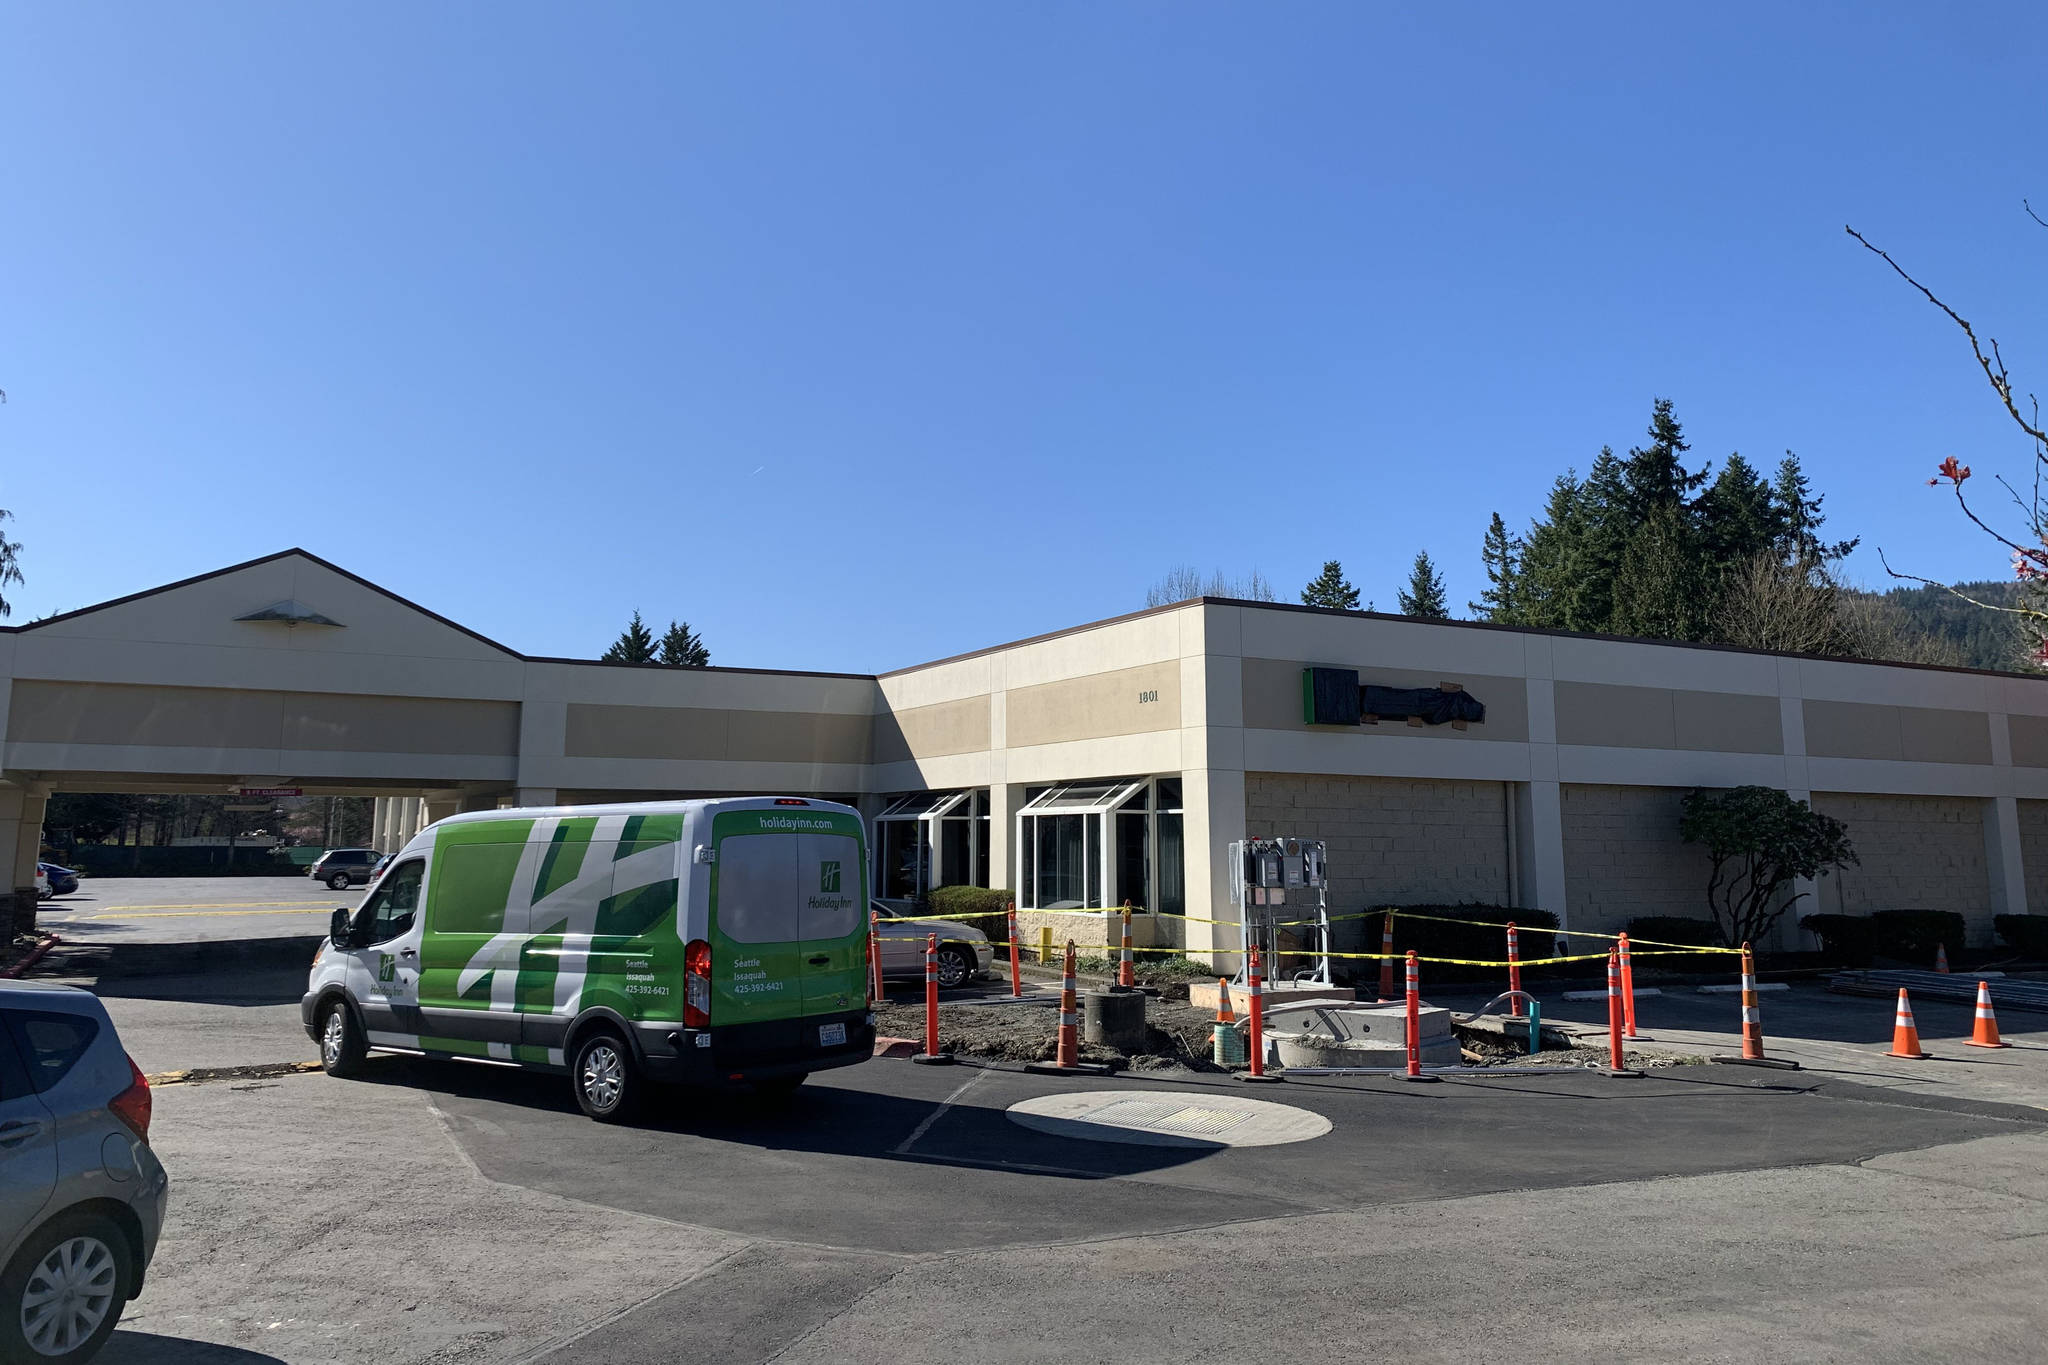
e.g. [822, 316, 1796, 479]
[871, 789, 989, 904]
[1016, 777, 1183, 913]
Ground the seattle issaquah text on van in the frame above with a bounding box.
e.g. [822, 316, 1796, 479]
[303, 797, 876, 1121]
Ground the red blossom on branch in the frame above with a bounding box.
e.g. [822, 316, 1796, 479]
[1936, 455, 1972, 484]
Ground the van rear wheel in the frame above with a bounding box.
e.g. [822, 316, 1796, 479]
[572, 1031, 644, 1123]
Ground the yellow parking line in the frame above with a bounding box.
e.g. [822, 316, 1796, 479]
[75, 907, 335, 920]
[79, 900, 340, 912]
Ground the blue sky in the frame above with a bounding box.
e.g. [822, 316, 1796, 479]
[3, 5, 2044, 672]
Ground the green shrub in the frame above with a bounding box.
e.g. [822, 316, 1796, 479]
[1800, 911, 1966, 966]
[1799, 913, 1878, 965]
[1367, 904, 1561, 985]
[1870, 910, 1966, 965]
[1993, 914, 2048, 960]
[924, 885, 1013, 939]
[1622, 916, 1727, 973]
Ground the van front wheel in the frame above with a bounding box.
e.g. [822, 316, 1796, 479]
[320, 1000, 366, 1077]
[572, 1031, 644, 1123]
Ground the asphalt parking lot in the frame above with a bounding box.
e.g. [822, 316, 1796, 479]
[29, 879, 2048, 1363]
[38, 874, 347, 946]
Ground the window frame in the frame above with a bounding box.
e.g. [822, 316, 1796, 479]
[354, 856, 425, 945]
[1015, 777, 1183, 913]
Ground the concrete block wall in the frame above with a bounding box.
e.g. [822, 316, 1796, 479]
[1811, 793, 1992, 939]
[1243, 773, 1512, 913]
[2020, 800, 2048, 916]
[1560, 784, 1716, 936]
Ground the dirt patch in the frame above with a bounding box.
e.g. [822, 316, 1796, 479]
[147, 1060, 322, 1087]
[880, 991, 1704, 1075]
[875, 996, 1228, 1072]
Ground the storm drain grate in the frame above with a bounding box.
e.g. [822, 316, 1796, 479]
[1085, 1098, 1254, 1136]
[1007, 1088, 1333, 1148]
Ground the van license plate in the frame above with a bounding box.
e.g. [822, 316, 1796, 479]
[818, 1022, 846, 1047]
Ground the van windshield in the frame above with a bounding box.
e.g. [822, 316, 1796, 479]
[715, 832, 862, 943]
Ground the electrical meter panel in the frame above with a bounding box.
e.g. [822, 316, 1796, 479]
[1229, 837, 1329, 906]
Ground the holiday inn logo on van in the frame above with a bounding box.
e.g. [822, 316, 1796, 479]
[820, 861, 840, 893]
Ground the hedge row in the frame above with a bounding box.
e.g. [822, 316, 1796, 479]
[1360, 904, 1561, 985]
[1621, 916, 1728, 972]
[924, 885, 1015, 940]
[1994, 914, 2048, 960]
[1798, 911, 1966, 967]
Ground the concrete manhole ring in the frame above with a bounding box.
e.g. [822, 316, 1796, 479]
[1006, 1089, 1332, 1148]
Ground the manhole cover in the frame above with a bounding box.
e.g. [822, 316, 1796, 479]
[1006, 1089, 1332, 1148]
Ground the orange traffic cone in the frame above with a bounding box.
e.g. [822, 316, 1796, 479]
[1967, 980, 2011, 1049]
[1215, 979, 1236, 1025]
[1935, 943, 1951, 974]
[1887, 988, 1930, 1059]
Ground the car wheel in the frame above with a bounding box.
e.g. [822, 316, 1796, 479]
[572, 1031, 644, 1123]
[935, 945, 975, 989]
[319, 999, 367, 1078]
[0, 1210, 132, 1365]
[327, 872, 352, 890]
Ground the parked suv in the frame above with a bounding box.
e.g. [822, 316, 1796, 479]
[0, 982, 168, 1363]
[307, 849, 382, 891]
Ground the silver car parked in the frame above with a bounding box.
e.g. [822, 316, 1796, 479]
[870, 902, 993, 989]
[0, 983, 167, 1365]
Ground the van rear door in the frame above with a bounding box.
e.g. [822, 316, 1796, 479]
[708, 807, 869, 1060]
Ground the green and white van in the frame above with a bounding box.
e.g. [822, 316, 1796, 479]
[301, 797, 875, 1121]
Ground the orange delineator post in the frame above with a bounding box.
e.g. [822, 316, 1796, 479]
[1006, 902, 1023, 999]
[1379, 911, 1397, 1001]
[1606, 948, 1627, 1072]
[1055, 941, 1080, 1069]
[1246, 947, 1267, 1078]
[1404, 949, 1423, 1080]
[1619, 932, 1639, 1039]
[868, 909, 885, 1005]
[1506, 921, 1523, 1017]
[1968, 980, 2010, 1049]
[1887, 987, 1930, 1059]
[1739, 943, 1766, 1060]
[1118, 901, 1136, 990]
[922, 932, 940, 1058]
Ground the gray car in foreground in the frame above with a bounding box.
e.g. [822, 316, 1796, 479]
[0, 983, 166, 1364]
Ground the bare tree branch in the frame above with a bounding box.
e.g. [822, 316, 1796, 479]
[1846, 225, 2048, 446]
[1876, 547, 2048, 620]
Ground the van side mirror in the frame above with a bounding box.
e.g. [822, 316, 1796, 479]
[330, 908, 354, 949]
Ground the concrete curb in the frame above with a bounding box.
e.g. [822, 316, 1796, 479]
[0, 935, 62, 979]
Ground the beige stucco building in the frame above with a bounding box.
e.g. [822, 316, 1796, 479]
[2, 549, 2041, 955]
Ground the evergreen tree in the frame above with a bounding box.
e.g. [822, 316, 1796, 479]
[1611, 506, 1707, 640]
[1470, 513, 1524, 621]
[659, 620, 711, 668]
[1770, 453, 1858, 564]
[0, 509, 21, 619]
[1300, 560, 1361, 611]
[1397, 551, 1450, 619]
[1515, 471, 1593, 630]
[1695, 453, 1777, 584]
[1619, 398, 1707, 520]
[601, 611, 657, 664]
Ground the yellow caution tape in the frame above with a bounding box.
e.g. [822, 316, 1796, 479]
[877, 902, 1741, 956]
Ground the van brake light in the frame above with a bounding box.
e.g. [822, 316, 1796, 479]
[773, 798, 809, 806]
[109, 1054, 151, 1144]
[684, 939, 712, 1028]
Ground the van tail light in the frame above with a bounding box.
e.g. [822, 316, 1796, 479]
[684, 939, 712, 1029]
[109, 1054, 152, 1144]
